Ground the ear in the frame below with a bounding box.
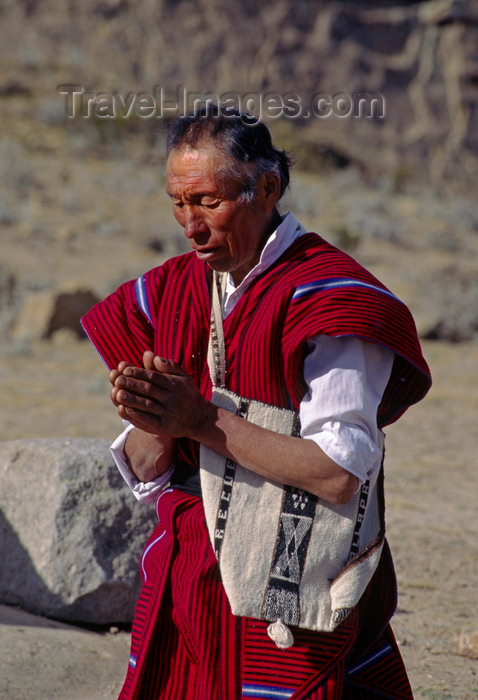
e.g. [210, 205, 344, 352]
[260, 170, 281, 208]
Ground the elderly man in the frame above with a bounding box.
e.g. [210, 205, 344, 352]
[82, 108, 431, 700]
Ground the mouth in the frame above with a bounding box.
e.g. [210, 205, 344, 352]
[194, 247, 221, 261]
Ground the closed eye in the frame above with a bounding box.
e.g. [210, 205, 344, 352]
[167, 190, 227, 209]
[201, 198, 221, 208]
[170, 196, 222, 209]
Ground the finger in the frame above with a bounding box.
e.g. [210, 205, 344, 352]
[115, 389, 160, 416]
[142, 351, 176, 374]
[152, 355, 188, 376]
[111, 382, 141, 408]
[143, 351, 156, 371]
[120, 365, 174, 390]
[116, 404, 165, 434]
[110, 384, 123, 407]
[114, 377, 167, 413]
[109, 369, 122, 386]
[110, 361, 140, 386]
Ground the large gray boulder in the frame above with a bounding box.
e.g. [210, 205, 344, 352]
[11, 287, 99, 343]
[0, 438, 157, 625]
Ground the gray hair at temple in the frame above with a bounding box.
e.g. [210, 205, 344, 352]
[166, 106, 292, 203]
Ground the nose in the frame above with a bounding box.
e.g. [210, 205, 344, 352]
[182, 205, 207, 240]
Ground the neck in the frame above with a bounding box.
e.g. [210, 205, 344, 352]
[230, 209, 283, 286]
[256, 208, 282, 258]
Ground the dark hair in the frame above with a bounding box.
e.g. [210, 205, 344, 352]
[166, 105, 292, 200]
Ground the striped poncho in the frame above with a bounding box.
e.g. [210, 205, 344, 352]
[83, 231, 430, 696]
[82, 231, 430, 451]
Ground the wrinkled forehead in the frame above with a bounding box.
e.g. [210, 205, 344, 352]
[166, 145, 224, 192]
[166, 143, 254, 195]
[167, 141, 225, 172]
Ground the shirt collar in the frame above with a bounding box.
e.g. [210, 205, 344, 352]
[223, 211, 306, 315]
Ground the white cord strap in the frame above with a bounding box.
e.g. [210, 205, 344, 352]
[207, 271, 227, 388]
[206, 272, 296, 650]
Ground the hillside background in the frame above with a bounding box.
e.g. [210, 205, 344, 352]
[1, 1, 478, 698]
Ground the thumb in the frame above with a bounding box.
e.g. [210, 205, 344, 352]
[149, 354, 188, 376]
[143, 350, 156, 371]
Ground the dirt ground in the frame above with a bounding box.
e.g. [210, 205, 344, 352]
[1, 160, 478, 698]
[2, 325, 478, 700]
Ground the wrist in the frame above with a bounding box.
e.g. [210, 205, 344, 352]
[124, 429, 175, 482]
[189, 401, 218, 442]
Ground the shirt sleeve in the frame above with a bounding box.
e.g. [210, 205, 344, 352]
[300, 335, 394, 484]
[112, 336, 393, 499]
[110, 422, 174, 504]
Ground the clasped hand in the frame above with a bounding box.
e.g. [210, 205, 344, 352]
[109, 351, 213, 439]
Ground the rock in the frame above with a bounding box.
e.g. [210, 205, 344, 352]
[10, 290, 56, 343]
[0, 604, 129, 699]
[0, 79, 31, 97]
[421, 267, 478, 342]
[11, 287, 99, 342]
[0, 439, 157, 625]
[458, 629, 478, 659]
[48, 288, 100, 337]
[420, 0, 478, 26]
[0, 263, 16, 334]
[2, 1, 478, 186]
[0, 199, 18, 225]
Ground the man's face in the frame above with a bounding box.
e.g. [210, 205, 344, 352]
[166, 143, 280, 285]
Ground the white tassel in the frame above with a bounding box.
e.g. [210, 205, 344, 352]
[267, 618, 294, 649]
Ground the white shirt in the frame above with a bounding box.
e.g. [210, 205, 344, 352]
[111, 213, 394, 503]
